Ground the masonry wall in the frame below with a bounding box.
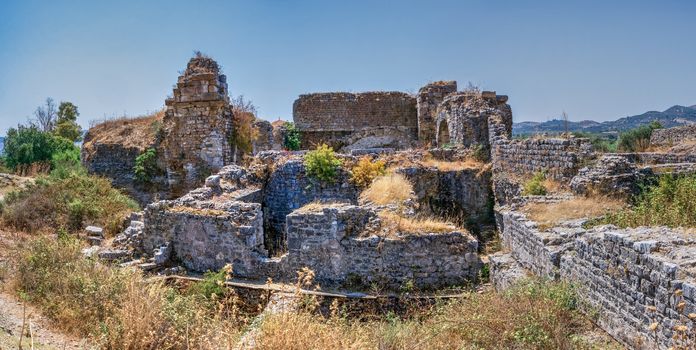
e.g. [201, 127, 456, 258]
[285, 205, 480, 289]
[293, 92, 418, 150]
[496, 208, 696, 349]
[492, 138, 594, 180]
[417, 81, 457, 143]
[650, 124, 696, 146]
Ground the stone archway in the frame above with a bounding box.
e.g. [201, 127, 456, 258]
[437, 119, 450, 146]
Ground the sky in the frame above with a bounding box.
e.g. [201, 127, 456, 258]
[0, 0, 695, 135]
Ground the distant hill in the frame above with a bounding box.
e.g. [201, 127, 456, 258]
[513, 105, 696, 135]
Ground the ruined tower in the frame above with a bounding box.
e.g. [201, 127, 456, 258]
[435, 91, 511, 148]
[416, 81, 458, 144]
[159, 54, 234, 195]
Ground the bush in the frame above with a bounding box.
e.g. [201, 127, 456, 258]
[617, 121, 662, 152]
[2, 170, 139, 235]
[572, 132, 617, 153]
[350, 156, 386, 188]
[283, 122, 301, 151]
[599, 174, 696, 228]
[304, 144, 342, 183]
[3, 125, 79, 170]
[134, 148, 159, 183]
[522, 171, 547, 196]
[359, 173, 414, 205]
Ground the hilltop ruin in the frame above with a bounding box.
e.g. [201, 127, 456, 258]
[81, 55, 696, 349]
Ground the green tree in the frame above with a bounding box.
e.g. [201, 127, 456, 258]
[3, 124, 78, 170]
[617, 121, 662, 152]
[54, 101, 83, 142]
[283, 122, 301, 151]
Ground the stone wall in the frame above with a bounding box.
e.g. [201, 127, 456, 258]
[492, 138, 594, 180]
[650, 124, 696, 147]
[284, 204, 480, 289]
[495, 207, 696, 349]
[262, 158, 359, 254]
[435, 91, 512, 148]
[293, 92, 418, 151]
[158, 55, 234, 196]
[397, 165, 492, 225]
[417, 81, 457, 143]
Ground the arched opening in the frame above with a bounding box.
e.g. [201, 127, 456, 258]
[437, 120, 450, 146]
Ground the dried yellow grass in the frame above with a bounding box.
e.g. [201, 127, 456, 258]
[522, 197, 626, 229]
[297, 201, 347, 213]
[378, 211, 456, 237]
[359, 173, 414, 206]
[420, 158, 485, 171]
[83, 109, 165, 152]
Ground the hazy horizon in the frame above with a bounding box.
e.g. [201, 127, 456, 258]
[1, 0, 695, 135]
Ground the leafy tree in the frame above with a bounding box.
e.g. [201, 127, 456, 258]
[134, 148, 159, 183]
[283, 122, 301, 151]
[54, 101, 83, 142]
[3, 124, 78, 170]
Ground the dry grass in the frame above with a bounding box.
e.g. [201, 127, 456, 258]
[359, 173, 414, 206]
[420, 158, 486, 171]
[522, 197, 626, 230]
[11, 235, 245, 349]
[83, 109, 165, 152]
[251, 280, 617, 350]
[169, 206, 227, 216]
[297, 201, 348, 213]
[378, 211, 457, 237]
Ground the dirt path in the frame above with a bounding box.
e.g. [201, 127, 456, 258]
[0, 291, 91, 350]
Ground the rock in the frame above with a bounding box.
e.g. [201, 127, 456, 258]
[98, 249, 131, 262]
[85, 226, 104, 237]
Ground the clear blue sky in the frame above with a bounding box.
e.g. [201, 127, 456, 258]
[1, 0, 695, 135]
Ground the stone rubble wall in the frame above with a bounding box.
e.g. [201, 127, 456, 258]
[492, 138, 594, 180]
[435, 92, 511, 148]
[650, 124, 696, 147]
[284, 204, 480, 289]
[262, 158, 359, 254]
[614, 152, 696, 165]
[495, 207, 696, 349]
[397, 165, 492, 225]
[417, 81, 457, 143]
[293, 92, 418, 150]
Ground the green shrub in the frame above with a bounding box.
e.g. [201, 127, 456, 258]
[304, 144, 342, 183]
[3, 124, 79, 170]
[50, 147, 84, 179]
[187, 264, 233, 300]
[599, 174, 696, 228]
[283, 122, 301, 151]
[350, 156, 386, 188]
[572, 132, 617, 153]
[522, 171, 547, 196]
[617, 121, 662, 152]
[2, 171, 139, 235]
[134, 148, 159, 183]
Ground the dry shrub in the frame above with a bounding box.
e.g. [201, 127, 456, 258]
[359, 173, 414, 205]
[13, 235, 244, 348]
[350, 156, 386, 188]
[522, 197, 625, 230]
[378, 211, 456, 237]
[252, 279, 613, 349]
[84, 109, 165, 152]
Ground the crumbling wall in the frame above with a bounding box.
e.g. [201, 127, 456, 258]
[417, 81, 457, 143]
[435, 91, 511, 148]
[159, 55, 234, 196]
[495, 207, 696, 349]
[397, 165, 492, 225]
[492, 138, 594, 180]
[262, 158, 359, 254]
[650, 124, 696, 147]
[293, 92, 418, 151]
[285, 204, 480, 289]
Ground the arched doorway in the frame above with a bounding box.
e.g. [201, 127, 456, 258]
[437, 120, 450, 146]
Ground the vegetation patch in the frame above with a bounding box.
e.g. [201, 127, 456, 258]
[1, 166, 138, 235]
[617, 121, 662, 152]
[377, 211, 457, 237]
[283, 121, 301, 151]
[133, 148, 159, 183]
[304, 144, 343, 183]
[350, 155, 386, 188]
[359, 173, 414, 206]
[522, 197, 626, 230]
[522, 171, 548, 196]
[594, 174, 696, 228]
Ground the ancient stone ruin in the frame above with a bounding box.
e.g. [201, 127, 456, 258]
[81, 54, 696, 349]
